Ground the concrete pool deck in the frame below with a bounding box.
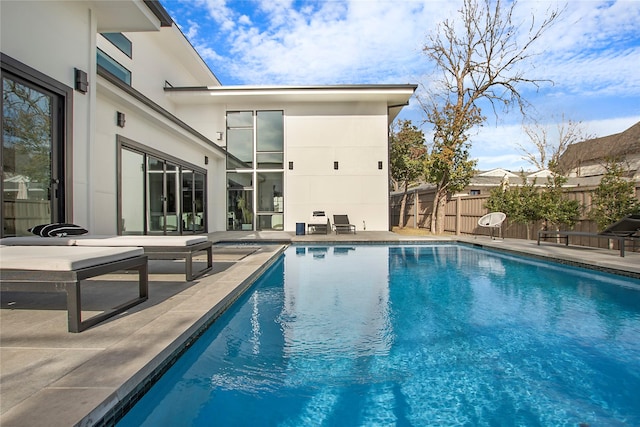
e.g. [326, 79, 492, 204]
[1, 231, 639, 426]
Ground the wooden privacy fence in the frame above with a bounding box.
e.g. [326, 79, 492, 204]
[390, 184, 640, 252]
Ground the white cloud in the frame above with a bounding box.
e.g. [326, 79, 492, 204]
[165, 0, 640, 170]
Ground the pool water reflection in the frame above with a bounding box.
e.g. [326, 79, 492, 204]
[118, 245, 640, 426]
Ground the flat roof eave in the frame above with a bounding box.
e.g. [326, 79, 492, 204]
[165, 84, 417, 107]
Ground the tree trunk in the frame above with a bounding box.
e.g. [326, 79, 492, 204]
[398, 182, 409, 229]
[431, 186, 448, 234]
[430, 196, 437, 233]
[398, 194, 407, 229]
[435, 192, 447, 234]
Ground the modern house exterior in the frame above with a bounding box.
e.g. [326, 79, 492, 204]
[1, 0, 416, 237]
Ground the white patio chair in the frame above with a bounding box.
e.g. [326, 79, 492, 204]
[478, 212, 506, 240]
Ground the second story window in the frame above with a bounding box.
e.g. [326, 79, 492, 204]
[97, 48, 131, 85]
[101, 33, 132, 58]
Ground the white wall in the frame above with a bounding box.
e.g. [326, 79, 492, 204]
[94, 86, 226, 233]
[1, 1, 94, 227]
[285, 102, 390, 231]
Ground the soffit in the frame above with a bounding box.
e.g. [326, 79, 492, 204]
[90, 0, 162, 32]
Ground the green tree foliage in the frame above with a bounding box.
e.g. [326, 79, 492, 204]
[485, 174, 581, 239]
[485, 176, 542, 239]
[390, 120, 426, 228]
[421, 0, 561, 234]
[589, 162, 640, 231]
[539, 175, 581, 231]
[425, 103, 479, 232]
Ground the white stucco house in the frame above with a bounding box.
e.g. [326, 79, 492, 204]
[1, 0, 416, 237]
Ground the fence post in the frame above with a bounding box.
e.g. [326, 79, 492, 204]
[455, 196, 461, 236]
[413, 189, 418, 228]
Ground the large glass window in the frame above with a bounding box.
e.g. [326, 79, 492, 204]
[256, 111, 284, 169]
[225, 110, 284, 231]
[226, 111, 253, 169]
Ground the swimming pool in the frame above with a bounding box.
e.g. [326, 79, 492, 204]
[117, 244, 640, 426]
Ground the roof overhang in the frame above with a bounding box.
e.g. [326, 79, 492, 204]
[91, 0, 172, 32]
[165, 84, 417, 122]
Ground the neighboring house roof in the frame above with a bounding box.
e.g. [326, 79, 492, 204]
[526, 169, 553, 178]
[476, 168, 519, 177]
[558, 121, 640, 173]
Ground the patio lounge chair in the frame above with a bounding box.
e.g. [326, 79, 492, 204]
[478, 212, 506, 239]
[0, 246, 148, 332]
[0, 235, 213, 281]
[537, 214, 640, 257]
[332, 215, 356, 234]
[307, 211, 330, 234]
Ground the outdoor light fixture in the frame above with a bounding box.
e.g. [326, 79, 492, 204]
[289, 161, 294, 170]
[205, 156, 209, 165]
[378, 161, 383, 170]
[334, 161, 339, 170]
[116, 112, 126, 128]
[216, 131, 224, 140]
[74, 68, 88, 93]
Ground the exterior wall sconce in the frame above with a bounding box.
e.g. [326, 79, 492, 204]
[216, 131, 224, 140]
[204, 156, 209, 165]
[378, 161, 383, 170]
[334, 161, 339, 170]
[116, 111, 126, 128]
[74, 68, 88, 93]
[288, 161, 294, 170]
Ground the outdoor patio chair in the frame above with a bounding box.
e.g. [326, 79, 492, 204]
[307, 211, 330, 234]
[478, 212, 506, 239]
[537, 214, 640, 257]
[0, 246, 148, 332]
[0, 235, 213, 281]
[332, 215, 356, 234]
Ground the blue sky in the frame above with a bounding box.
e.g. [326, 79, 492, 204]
[160, 0, 640, 171]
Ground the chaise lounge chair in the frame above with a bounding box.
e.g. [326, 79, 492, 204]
[307, 211, 330, 234]
[332, 215, 356, 234]
[0, 235, 213, 281]
[0, 246, 148, 332]
[537, 214, 640, 257]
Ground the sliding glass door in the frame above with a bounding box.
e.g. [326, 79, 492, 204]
[119, 141, 206, 235]
[1, 74, 64, 236]
[120, 148, 144, 234]
[147, 157, 179, 234]
[182, 169, 205, 233]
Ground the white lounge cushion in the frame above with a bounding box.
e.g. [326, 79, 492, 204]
[0, 246, 143, 271]
[0, 236, 76, 246]
[308, 215, 329, 225]
[73, 235, 208, 247]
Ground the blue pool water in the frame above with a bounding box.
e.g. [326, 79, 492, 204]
[118, 245, 640, 426]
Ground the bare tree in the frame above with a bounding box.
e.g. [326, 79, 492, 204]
[518, 114, 595, 172]
[421, 0, 562, 234]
